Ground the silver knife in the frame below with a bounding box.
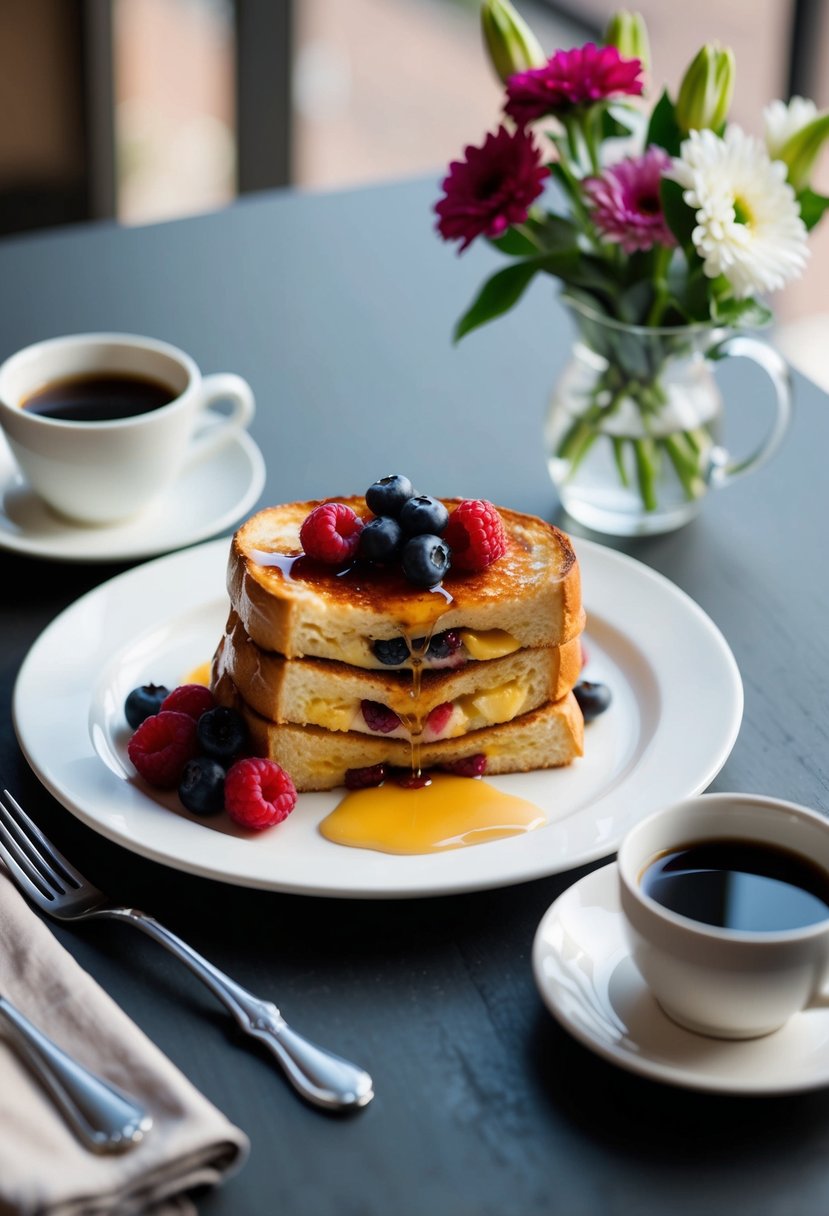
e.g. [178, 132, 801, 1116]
[0, 995, 152, 1153]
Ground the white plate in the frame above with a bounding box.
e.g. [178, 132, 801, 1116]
[12, 537, 742, 898]
[0, 423, 265, 562]
[532, 863, 829, 1094]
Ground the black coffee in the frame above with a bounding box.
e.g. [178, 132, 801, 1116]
[21, 372, 175, 422]
[640, 839, 829, 932]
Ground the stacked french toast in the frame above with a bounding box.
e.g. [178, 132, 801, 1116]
[211, 481, 587, 791]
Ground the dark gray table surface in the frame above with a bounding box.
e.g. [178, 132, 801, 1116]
[1, 176, 829, 1216]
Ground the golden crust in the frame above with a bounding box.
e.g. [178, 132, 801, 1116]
[227, 498, 585, 666]
[213, 668, 585, 792]
[212, 610, 583, 727]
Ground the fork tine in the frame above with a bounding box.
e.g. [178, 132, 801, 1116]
[0, 798, 69, 897]
[0, 829, 56, 905]
[0, 790, 85, 890]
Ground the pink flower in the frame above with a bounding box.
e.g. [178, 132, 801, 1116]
[434, 125, 548, 252]
[505, 43, 643, 125]
[583, 147, 675, 254]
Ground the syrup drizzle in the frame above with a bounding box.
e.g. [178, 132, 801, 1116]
[399, 582, 454, 779]
[246, 546, 547, 854]
[250, 549, 302, 580]
[319, 773, 544, 854]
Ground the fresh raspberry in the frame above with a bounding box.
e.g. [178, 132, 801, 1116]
[345, 764, 387, 790]
[426, 702, 453, 736]
[361, 700, 401, 734]
[224, 757, 297, 830]
[160, 683, 216, 721]
[580, 641, 589, 669]
[300, 502, 363, 565]
[443, 500, 508, 572]
[128, 711, 199, 788]
[441, 754, 487, 778]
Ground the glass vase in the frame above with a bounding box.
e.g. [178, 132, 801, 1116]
[545, 298, 792, 537]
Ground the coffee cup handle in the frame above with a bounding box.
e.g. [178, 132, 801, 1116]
[707, 336, 792, 488]
[806, 987, 829, 1012]
[184, 373, 255, 466]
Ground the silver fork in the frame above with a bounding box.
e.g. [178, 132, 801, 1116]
[0, 790, 373, 1112]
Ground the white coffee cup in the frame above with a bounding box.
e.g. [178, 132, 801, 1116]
[618, 793, 829, 1039]
[0, 332, 255, 525]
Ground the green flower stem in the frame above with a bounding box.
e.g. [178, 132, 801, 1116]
[612, 436, 630, 487]
[633, 437, 659, 511]
[645, 246, 673, 327]
[553, 153, 593, 229]
[556, 416, 599, 465]
[682, 425, 709, 455]
[554, 359, 715, 510]
[564, 427, 599, 478]
[560, 114, 582, 167]
[662, 433, 706, 499]
[585, 106, 602, 175]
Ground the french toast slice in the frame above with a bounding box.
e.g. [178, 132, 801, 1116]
[213, 611, 583, 741]
[227, 498, 584, 670]
[213, 670, 585, 792]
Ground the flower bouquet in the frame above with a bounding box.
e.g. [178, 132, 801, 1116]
[434, 3, 829, 533]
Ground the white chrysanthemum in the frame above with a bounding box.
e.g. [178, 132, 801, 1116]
[764, 96, 818, 159]
[666, 126, 809, 298]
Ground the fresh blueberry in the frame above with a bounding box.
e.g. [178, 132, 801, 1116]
[365, 474, 415, 518]
[401, 534, 451, 587]
[178, 756, 226, 816]
[427, 630, 462, 660]
[125, 683, 170, 729]
[399, 495, 449, 537]
[359, 516, 402, 563]
[197, 706, 248, 761]
[372, 637, 409, 666]
[574, 681, 612, 723]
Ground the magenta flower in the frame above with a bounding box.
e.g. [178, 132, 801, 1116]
[505, 43, 643, 126]
[434, 125, 548, 252]
[583, 147, 675, 254]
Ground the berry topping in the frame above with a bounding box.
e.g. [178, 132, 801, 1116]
[224, 757, 297, 829]
[426, 702, 453, 736]
[574, 681, 612, 723]
[361, 700, 402, 734]
[390, 768, 432, 789]
[178, 756, 226, 816]
[399, 495, 450, 537]
[300, 502, 363, 565]
[128, 711, 199, 788]
[440, 754, 487, 778]
[358, 516, 403, 563]
[372, 629, 463, 667]
[197, 706, 249, 762]
[160, 683, 216, 721]
[345, 764, 388, 790]
[125, 683, 170, 730]
[372, 637, 410, 666]
[365, 474, 415, 518]
[443, 500, 508, 572]
[401, 534, 451, 588]
[427, 630, 462, 661]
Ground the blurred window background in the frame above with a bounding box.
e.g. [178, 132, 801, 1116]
[0, 0, 826, 372]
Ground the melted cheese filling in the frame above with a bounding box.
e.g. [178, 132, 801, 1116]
[302, 679, 529, 741]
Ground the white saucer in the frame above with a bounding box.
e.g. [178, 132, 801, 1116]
[532, 863, 829, 1095]
[0, 422, 265, 562]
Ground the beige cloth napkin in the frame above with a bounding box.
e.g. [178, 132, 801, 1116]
[0, 870, 249, 1216]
